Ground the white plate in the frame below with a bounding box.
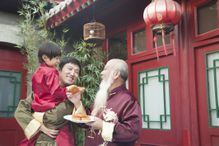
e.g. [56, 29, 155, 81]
[64, 115, 95, 123]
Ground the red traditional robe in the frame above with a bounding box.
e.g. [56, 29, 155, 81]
[85, 85, 142, 146]
[31, 63, 67, 111]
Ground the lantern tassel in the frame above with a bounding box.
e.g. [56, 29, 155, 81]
[153, 36, 159, 60]
[170, 32, 176, 56]
[161, 29, 167, 55]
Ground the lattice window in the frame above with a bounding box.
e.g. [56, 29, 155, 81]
[0, 70, 21, 117]
[138, 67, 171, 130]
[206, 51, 219, 127]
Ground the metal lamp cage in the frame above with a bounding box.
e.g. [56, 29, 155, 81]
[83, 22, 105, 41]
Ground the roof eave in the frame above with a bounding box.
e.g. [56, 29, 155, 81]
[46, 0, 98, 29]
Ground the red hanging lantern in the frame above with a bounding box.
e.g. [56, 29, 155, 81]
[143, 0, 182, 60]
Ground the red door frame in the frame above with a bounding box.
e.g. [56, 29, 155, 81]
[129, 55, 182, 146]
[0, 45, 27, 146]
[188, 0, 219, 145]
[193, 39, 219, 146]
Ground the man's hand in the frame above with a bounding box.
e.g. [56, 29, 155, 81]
[86, 117, 103, 130]
[66, 85, 85, 94]
[40, 124, 59, 138]
[66, 92, 81, 109]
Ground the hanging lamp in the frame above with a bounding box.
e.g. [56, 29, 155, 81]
[143, 0, 182, 60]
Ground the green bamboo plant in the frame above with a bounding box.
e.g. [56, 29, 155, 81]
[17, 0, 51, 92]
[17, 0, 105, 145]
[65, 41, 105, 108]
[65, 41, 105, 146]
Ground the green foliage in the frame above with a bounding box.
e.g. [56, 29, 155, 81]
[17, 1, 105, 146]
[65, 41, 105, 108]
[17, 0, 51, 88]
[65, 41, 105, 146]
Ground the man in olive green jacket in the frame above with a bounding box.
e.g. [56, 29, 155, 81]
[15, 57, 83, 145]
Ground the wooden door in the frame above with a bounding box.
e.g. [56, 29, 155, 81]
[130, 55, 181, 146]
[0, 46, 26, 146]
[195, 43, 219, 146]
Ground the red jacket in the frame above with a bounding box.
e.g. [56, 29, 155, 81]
[32, 63, 67, 111]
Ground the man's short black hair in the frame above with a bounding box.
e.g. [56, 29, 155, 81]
[59, 57, 81, 74]
[38, 41, 62, 63]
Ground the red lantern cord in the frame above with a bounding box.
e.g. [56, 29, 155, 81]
[170, 32, 176, 56]
[153, 35, 159, 60]
[161, 29, 167, 55]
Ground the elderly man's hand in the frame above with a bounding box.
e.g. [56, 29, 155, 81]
[40, 124, 59, 138]
[66, 92, 82, 109]
[86, 117, 103, 130]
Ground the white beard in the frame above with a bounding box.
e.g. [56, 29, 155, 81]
[91, 71, 114, 116]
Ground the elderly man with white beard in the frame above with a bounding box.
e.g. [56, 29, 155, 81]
[82, 58, 142, 146]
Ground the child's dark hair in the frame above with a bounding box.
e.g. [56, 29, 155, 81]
[38, 41, 62, 63]
[59, 57, 81, 74]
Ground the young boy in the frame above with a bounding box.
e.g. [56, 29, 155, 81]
[27, 41, 80, 146]
[31, 41, 68, 112]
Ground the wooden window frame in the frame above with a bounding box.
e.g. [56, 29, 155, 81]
[192, 0, 219, 41]
[0, 70, 22, 117]
[127, 21, 174, 63]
